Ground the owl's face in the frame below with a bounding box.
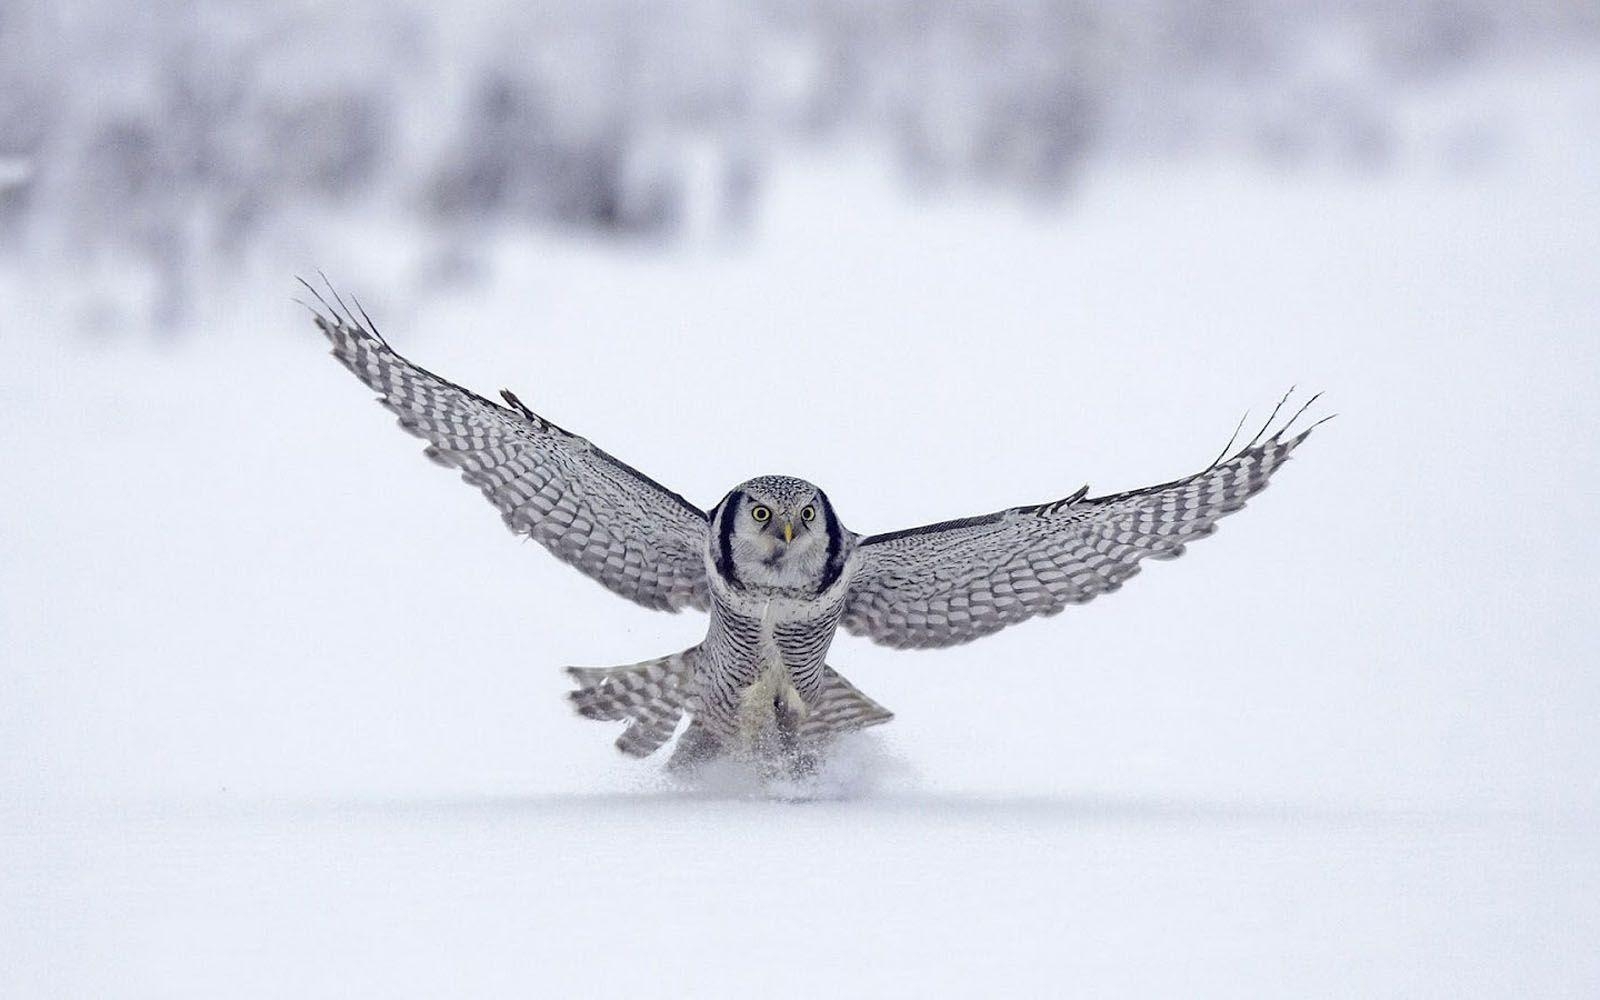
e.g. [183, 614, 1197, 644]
[712, 475, 846, 592]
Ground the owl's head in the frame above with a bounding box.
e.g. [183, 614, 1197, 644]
[710, 475, 848, 593]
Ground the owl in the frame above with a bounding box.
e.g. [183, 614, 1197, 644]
[303, 282, 1326, 775]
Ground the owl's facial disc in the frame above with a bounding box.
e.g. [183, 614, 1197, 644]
[719, 476, 835, 589]
[756, 503, 811, 564]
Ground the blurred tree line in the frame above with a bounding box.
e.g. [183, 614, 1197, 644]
[0, 0, 1594, 329]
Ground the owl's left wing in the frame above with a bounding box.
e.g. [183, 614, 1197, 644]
[304, 283, 711, 612]
[840, 396, 1327, 649]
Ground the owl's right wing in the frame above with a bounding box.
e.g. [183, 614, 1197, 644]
[305, 282, 711, 612]
[840, 395, 1326, 649]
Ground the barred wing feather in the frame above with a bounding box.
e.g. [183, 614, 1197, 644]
[305, 284, 711, 612]
[841, 397, 1327, 649]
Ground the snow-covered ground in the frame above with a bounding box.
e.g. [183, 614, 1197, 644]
[4, 57, 1599, 997]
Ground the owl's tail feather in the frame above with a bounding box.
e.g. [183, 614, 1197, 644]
[566, 649, 696, 758]
[802, 667, 895, 740]
[566, 651, 893, 760]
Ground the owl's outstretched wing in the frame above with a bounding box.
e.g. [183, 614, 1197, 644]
[304, 282, 710, 612]
[840, 394, 1328, 649]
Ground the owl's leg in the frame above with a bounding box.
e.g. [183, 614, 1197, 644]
[769, 692, 820, 778]
[665, 719, 724, 774]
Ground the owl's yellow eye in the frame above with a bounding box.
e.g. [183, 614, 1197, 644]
[801, 505, 817, 523]
[750, 505, 771, 523]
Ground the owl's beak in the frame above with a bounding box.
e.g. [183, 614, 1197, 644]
[782, 521, 794, 544]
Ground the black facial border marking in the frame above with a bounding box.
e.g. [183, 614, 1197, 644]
[714, 489, 745, 589]
[814, 488, 845, 595]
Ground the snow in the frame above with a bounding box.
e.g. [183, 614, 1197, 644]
[8, 794, 1595, 996]
[4, 56, 1600, 998]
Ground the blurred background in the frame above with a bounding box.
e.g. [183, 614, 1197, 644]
[4, 2, 1599, 996]
[2, 0, 1597, 331]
